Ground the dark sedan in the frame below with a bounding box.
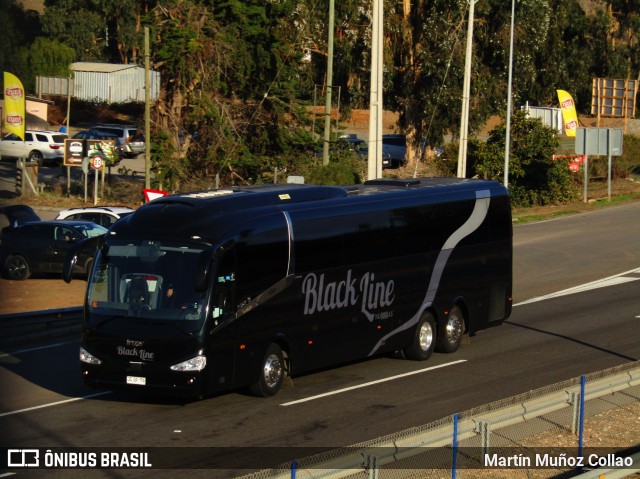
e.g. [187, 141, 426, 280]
[0, 220, 107, 280]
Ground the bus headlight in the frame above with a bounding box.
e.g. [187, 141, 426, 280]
[80, 347, 102, 365]
[170, 355, 207, 372]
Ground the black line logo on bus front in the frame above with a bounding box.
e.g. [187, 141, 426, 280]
[116, 340, 155, 360]
[302, 270, 394, 321]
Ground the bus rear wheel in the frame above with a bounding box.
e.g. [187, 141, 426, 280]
[250, 343, 284, 397]
[403, 313, 436, 361]
[436, 305, 465, 354]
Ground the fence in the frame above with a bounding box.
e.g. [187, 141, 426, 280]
[238, 361, 640, 479]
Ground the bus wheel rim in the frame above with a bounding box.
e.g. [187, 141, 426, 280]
[446, 314, 464, 343]
[263, 354, 282, 388]
[419, 322, 433, 351]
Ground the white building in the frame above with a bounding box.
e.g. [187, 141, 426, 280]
[36, 62, 161, 104]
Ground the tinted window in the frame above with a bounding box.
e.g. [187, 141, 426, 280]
[97, 128, 122, 137]
[235, 216, 288, 299]
[54, 225, 80, 241]
[52, 135, 66, 143]
[293, 206, 393, 272]
[69, 213, 105, 225]
[382, 136, 406, 147]
[35, 133, 48, 142]
[24, 133, 33, 141]
[23, 224, 55, 240]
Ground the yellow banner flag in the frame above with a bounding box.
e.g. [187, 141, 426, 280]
[557, 90, 578, 137]
[3, 72, 26, 141]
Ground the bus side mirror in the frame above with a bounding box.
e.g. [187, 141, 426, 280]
[63, 236, 104, 283]
[63, 251, 78, 283]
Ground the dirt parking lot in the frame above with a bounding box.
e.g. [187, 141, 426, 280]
[0, 277, 87, 315]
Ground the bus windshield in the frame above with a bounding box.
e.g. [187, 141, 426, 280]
[87, 240, 208, 328]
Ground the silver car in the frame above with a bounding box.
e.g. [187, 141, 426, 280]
[89, 124, 145, 158]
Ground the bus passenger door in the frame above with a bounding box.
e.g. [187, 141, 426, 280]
[206, 248, 238, 393]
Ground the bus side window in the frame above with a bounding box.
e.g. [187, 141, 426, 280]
[212, 250, 236, 320]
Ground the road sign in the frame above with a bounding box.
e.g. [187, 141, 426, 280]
[90, 155, 104, 170]
[575, 128, 623, 156]
[143, 188, 169, 202]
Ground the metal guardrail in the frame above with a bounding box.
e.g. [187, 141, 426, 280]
[0, 307, 83, 345]
[238, 362, 640, 479]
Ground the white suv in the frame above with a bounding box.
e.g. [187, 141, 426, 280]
[55, 206, 135, 228]
[0, 130, 68, 166]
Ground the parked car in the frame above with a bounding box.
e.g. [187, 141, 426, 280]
[329, 137, 403, 169]
[382, 134, 407, 169]
[0, 220, 107, 280]
[0, 205, 41, 232]
[89, 124, 145, 158]
[71, 130, 125, 165]
[0, 130, 68, 166]
[55, 206, 135, 228]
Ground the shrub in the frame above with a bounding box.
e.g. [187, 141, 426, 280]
[306, 162, 361, 185]
[468, 111, 579, 207]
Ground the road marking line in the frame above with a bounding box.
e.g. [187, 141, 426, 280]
[515, 267, 640, 307]
[0, 341, 77, 359]
[0, 392, 111, 418]
[280, 359, 467, 406]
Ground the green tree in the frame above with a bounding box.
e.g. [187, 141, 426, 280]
[149, 0, 317, 190]
[0, 0, 42, 82]
[42, 0, 149, 63]
[15, 38, 75, 91]
[469, 110, 578, 207]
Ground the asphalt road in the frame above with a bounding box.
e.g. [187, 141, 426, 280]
[1, 202, 639, 479]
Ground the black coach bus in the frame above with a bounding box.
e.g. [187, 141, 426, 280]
[64, 177, 512, 397]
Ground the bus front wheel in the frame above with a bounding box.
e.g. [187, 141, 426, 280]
[403, 313, 436, 361]
[250, 343, 284, 397]
[436, 305, 465, 354]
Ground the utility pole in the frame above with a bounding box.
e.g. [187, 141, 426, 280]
[457, 0, 478, 179]
[144, 27, 151, 189]
[367, 0, 383, 180]
[504, 0, 516, 187]
[322, 0, 335, 166]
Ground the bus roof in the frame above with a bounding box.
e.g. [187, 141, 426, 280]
[112, 178, 508, 243]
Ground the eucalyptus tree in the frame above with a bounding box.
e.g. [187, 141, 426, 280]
[42, 0, 150, 63]
[0, 0, 42, 83]
[149, 0, 319, 189]
[15, 38, 75, 91]
[525, 0, 592, 109]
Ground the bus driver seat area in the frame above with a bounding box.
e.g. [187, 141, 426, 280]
[126, 277, 150, 306]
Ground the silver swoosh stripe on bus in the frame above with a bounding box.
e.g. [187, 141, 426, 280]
[282, 211, 295, 276]
[367, 189, 491, 356]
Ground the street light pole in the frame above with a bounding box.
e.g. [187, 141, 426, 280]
[322, 0, 335, 166]
[457, 0, 478, 179]
[367, 0, 383, 180]
[504, 0, 515, 187]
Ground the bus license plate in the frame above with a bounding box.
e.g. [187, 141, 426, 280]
[126, 376, 146, 386]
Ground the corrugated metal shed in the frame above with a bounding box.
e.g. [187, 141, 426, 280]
[36, 62, 161, 103]
[522, 105, 564, 134]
